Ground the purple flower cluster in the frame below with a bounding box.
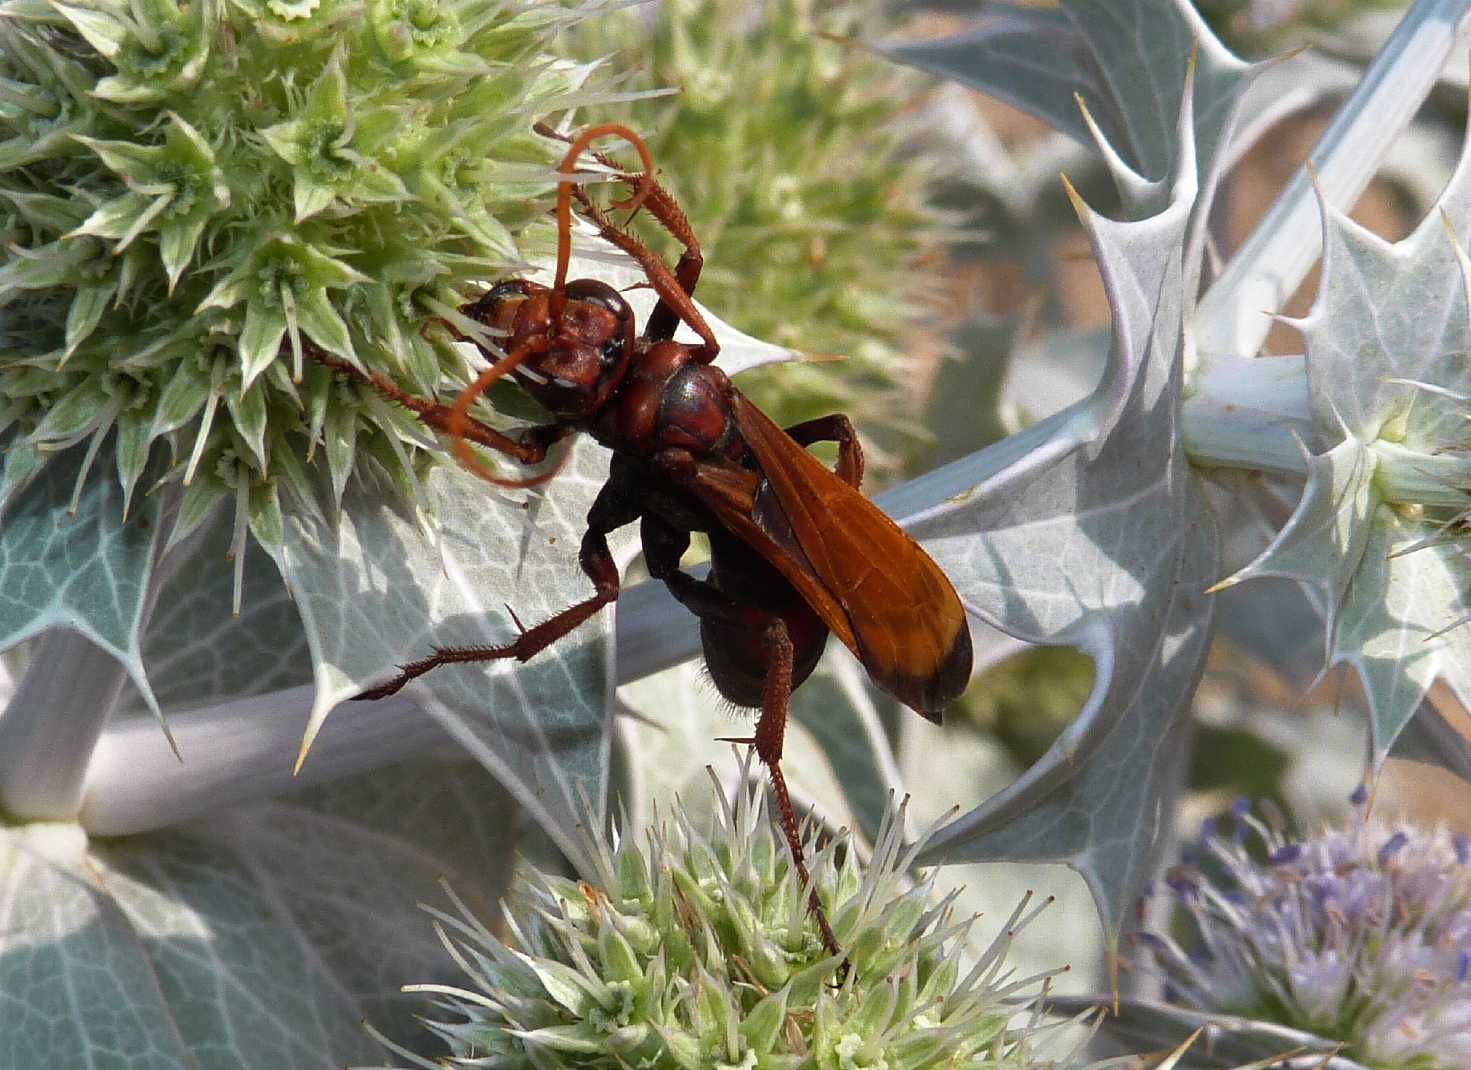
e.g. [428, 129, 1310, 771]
[1138, 790, 1471, 1069]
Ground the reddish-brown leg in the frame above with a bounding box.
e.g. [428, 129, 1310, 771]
[534, 122, 697, 253]
[548, 123, 656, 327]
[638, 517, 843, 965]
[569, 185, 719, 363]
[783, 415, 864, 488]
[644, 242, 704, 345]
[304, 342, 566, 467]
[724, 619, 846, 967]
[356, 469, 641, 699]
[534, 121, 705, 344]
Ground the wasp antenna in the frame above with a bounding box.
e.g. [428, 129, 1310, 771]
[448, 336, 551, 487]
[551, 123, 656, 324]
[470, 441, 570, 490]
[449, 446, 568, 490]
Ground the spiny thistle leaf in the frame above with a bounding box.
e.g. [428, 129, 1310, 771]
[0, 436, 166, 720]
[1211, 99, 1471, 766]
[0, 759, 525, 1066]
[881, 1, 1265, 964]
[271, 440, 616, 865]
[132, 506, 312, 712]
[880, 0, 1253, 222]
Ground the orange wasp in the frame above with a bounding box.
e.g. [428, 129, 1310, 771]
[310, 123, 973, 962]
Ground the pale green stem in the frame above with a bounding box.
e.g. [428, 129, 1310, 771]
[0, 630, 130, 821]
[1182, 356, 1471, 509]
[1181, 355, 1312, 476]
[1373, 441, 1471, 508]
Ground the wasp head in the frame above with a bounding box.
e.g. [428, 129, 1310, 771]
[467, 278, 635, 420]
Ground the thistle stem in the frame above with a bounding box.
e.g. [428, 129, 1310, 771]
[79, 685, 452, 835]
[0, 630, 130, 821]
[1181, 354, 1313, 476]
[1195, 0, 1471, 361]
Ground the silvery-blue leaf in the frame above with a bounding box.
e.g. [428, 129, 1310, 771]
[0, 439, 164, 719]
[0, 758, 522, 1068]
[881, 0, 1252, 220]
[1232, 108, 1471, 765]
[880, 12, 1232, 959]
[127, 506, 313, 713]
[271, 441, 619, 872]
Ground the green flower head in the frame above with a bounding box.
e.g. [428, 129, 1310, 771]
[376, 765, 1084, 1070]
[0, 0, 619, 608]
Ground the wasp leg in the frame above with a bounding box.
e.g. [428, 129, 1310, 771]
[355, 471, 641, 700]
[642, 242, 703, 345]
[305, 341, 566, 466]
[640, 516, 736, 617]
[747, 618, 847, 969]
[641, 516, 845, 968]
[783, 415, 864, 489]
[611, 184, 703, 344]
[569, 186, 718, 363]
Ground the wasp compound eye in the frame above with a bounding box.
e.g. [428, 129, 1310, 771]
[483, 279, 536, 312]
[565, 278, 631, 323]
[463, 279, 540, 337]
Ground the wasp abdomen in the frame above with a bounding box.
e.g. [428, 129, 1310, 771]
[701, 531, 828, 708]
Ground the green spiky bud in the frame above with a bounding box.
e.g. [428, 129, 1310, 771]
[0, 0, 609, 604]
[376, 768, 1087, 1070]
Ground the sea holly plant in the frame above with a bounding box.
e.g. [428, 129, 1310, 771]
[865, 0, 1471, 1030]
[3, 0, 1471, 1067]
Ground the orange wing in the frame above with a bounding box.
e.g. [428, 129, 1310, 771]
[690, 393, 972, 719]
